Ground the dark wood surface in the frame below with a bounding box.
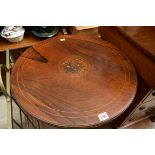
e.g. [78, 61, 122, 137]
[99, 26, 155, 89]
[113, 75, 151, 127]
[11, 35, 137, 128]
[119, 26, 155, 61]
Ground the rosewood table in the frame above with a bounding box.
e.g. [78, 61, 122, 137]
[11, 35, 137, 128]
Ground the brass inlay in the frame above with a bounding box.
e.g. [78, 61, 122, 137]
[60, 38, 66, 42]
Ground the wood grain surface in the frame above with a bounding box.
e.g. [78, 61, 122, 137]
[99, 26, 155, 89]
[119, 26, 155, 60]
[11, 35, 137, 128]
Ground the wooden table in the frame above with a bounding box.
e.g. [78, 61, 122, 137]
[11, 35, 137, 128]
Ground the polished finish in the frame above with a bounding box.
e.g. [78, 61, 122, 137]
[99, 26, 155, 89]
[114, 75, 151, 127]
[119, 26, 155, 60]
[11, 35, 137, 128]
[98, 26, 155, 127]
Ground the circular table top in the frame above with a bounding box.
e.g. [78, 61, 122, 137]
[11, 35, 137, 128]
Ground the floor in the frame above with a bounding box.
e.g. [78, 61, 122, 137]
[0, 95, 22, 129]
[0, 94, 155, 129]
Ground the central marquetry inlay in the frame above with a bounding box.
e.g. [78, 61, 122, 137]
[59, 56, 90, 76]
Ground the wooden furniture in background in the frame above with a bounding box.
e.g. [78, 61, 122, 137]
[99, 26, 155, 89]
[11, 35, 137, 128]
[0, 29, 63, 53]
[0, 27, 63, 75]
[0, 31, 41, 52]
[98, 26, 155, 128]
[69, 26, 99, 37]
